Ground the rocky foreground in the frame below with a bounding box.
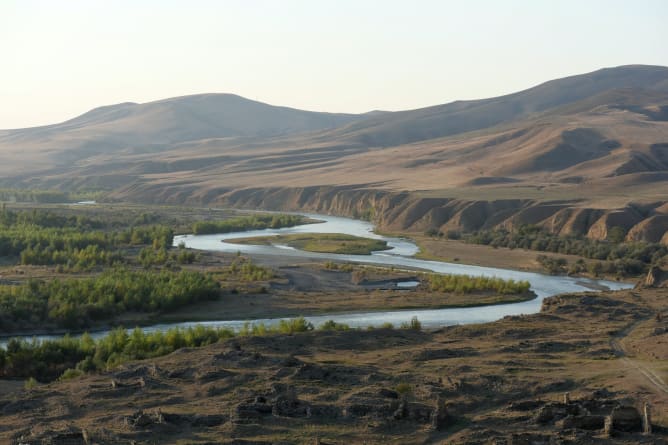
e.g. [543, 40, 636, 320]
[2, 287, 667, 444]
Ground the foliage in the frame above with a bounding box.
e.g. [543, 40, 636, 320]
[227, 233, 389, 255]
[318, 320, 351, 331]
[0, 268, 220, 330]
[395, 382, 412, 395]
[138, 245, 197, 267]
[351, 207, 375, 222]
[400, 316, 422, 330]
[323, 261, 355, 272]
[239, 316, 314, 336]
[192, 214, 308, 235]
[0, 325, 234, 382]
[219, 257, 275, 282]
[0, 208, 174, 270]
[536, 255, 568, 275]
[462, 225, 666, 276]
[0, 209, 176, 271]
[0, 188, 105, 204]
[427, 273, 530, 294]
[0, 316, 429, 383]
[0, 189, 69, 204]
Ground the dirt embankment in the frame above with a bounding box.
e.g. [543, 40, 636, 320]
[115, 184, 668, 244]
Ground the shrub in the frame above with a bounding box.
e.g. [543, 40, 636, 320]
[59, 368, 84, 380]
[395, 382, 412, 395]
[318, 320, 351, 331]
[400, 316, 422, 330]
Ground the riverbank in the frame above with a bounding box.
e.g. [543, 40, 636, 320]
[0, 259, 536, 339]
[0, 205, 632, 340]
[412, 234, 637, 283]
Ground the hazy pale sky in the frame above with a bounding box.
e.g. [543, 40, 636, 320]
[2, 0, 667, 129]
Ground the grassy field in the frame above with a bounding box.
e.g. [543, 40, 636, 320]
[226, 233, 391, 255]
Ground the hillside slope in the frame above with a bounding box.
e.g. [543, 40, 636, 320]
[1, 65, 668, 241]
[318, 64, 668, 147]
[0, 94, 362, 173]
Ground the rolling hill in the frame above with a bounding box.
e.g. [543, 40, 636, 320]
[1, 65, 668, 242]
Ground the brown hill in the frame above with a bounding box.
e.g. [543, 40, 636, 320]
[1, 65, 668, 241]
[0, 94, 362, 174]
[316, 65, 668, 147]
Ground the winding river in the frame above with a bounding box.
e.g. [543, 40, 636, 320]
[169, 213, 632, 329]
[1, 213, 633, 345]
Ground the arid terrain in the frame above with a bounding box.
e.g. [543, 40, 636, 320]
[1, 65, 668, 444]
[1, 66, 668, 243]
[2, 284, 666, 444]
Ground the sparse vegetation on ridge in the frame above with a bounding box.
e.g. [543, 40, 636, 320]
[0, 316, 417, 383]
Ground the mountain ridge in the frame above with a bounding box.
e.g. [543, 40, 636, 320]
[1, 65, 667, 234]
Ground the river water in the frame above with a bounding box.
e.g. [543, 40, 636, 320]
[170, 213, 632, 329]
[1, 213, 633, 345]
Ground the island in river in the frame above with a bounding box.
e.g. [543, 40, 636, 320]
[224, 232, 392, 255]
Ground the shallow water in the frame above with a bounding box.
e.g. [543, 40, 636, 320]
[396, 280, 420, 288]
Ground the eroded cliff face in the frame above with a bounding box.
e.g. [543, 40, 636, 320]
[113, 184, 668, 244]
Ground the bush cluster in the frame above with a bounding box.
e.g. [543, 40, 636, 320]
[0, 268, 220, 330]
[427, 273, 530, 294]
[0, 325, 234, 382]
[0, 208, 174, 270]
[192, 214, 307, 235]
[0, 316, 426, 383]
[444, 225, 666, 277]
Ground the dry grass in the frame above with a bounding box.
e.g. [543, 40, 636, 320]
[0, 287, 666, 444]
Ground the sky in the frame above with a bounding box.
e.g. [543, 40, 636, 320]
[1, 0, 667, 129]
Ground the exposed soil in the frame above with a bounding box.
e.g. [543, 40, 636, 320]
[159, 257, 536, 325]
[413, 235, 634, 282]
[2, 287, 666, 444]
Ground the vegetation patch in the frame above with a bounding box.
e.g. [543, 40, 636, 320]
[0, 207, 174, 271]
[0, 268, 221, 331]
[0, 188, 103, 204]
[0, 316, 424, 383]
[0, 325, 235, 382]
[226, 233, 391, 255]
[434, 224, 667, 277]
[191, 214, 314, 235]
[426, 273, 531, 295]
